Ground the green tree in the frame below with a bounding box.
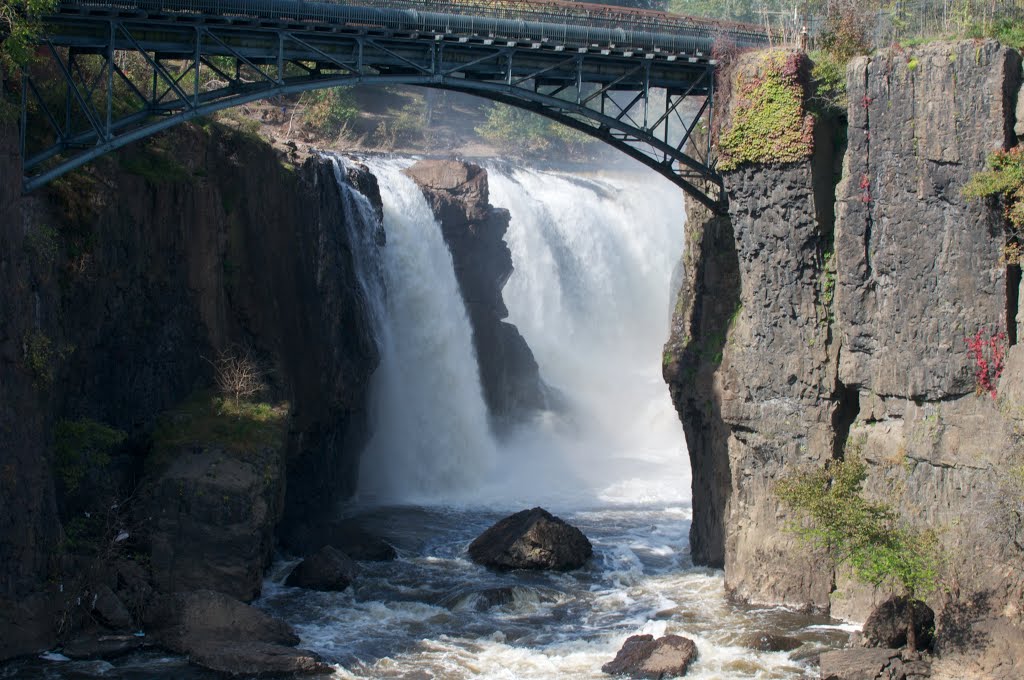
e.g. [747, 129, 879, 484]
[776, 456, 939, 650]
[1, 0, 58, 74]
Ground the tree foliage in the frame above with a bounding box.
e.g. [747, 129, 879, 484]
[965, 147, 1024, 232]
[476, 103, 593, 155]
[776, 455, 939, 601]
[1, 0, 57, 73]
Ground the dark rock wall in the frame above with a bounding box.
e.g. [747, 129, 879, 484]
[665, 39, 1024, 671]
[404, 160, 546, 427]
[0, 123, 380, 658]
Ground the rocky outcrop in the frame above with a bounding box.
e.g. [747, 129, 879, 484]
[0, 122, 383, 659]
[664, 40, 1024, 670]
[143, 437, 286, 602]
[404, 160, 546, 426]
[145, 590, 329, 676]
[601, 634, 698, 679]
[819, 648, 931, 680]
[468, 507, 592, 570]
[663, 50, 840, 609]
[285, 546, 357, 591]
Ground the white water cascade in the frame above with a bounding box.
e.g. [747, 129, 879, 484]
[351, 157, 498, 504]
[482, 166, 689, 509]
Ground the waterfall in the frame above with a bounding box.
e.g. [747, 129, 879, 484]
[482, 166, 689, 509]
[343, 157, 498, 505]
[333, 153, 688, 510]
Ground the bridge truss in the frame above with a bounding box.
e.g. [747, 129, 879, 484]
[18, 0, 767, 210]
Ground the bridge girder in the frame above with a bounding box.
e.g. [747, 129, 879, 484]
[20, 2, 728, 210]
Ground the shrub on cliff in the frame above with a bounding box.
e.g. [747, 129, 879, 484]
[776, 456, 939, 650]
[965, 146, 1024, 232]
[717, 51, 815, 172]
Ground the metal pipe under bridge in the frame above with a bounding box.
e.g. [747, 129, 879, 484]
[18, 0, 771, 209]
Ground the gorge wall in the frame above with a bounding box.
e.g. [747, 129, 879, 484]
[664, 40, 1024, 674]
[0, 122, 381, 658]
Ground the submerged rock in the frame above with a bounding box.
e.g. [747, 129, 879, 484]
[602, 634, 698, 679]
[862, 596, 934, 651]
[468, 507, 592, 571]
[61, 634, 146, 660]
[285, 519, 397, 561]
[741, 631, 802, 652]
[187, 641, 331, 676]
[285, 546, 357, 592]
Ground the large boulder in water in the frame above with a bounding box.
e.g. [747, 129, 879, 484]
[143, 590, 329, 675]
[862, 596, 935, 651]
[602, 634, 698, 678]
[468, 507, 592, 571]
[285, 546, 357, 591]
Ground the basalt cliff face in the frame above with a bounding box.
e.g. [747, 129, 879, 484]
[0, 122, 381, 659]
[664, 41, 1024, 675]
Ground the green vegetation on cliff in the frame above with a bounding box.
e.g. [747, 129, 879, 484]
[151, 391, 288, 462]
[776, 456, 939, 603]
[718, 51, 814, 172]
[965, 146, 1024, 232]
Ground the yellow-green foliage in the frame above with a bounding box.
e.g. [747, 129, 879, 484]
[151, 391, 288, 461]
[54, 418, 126, 492]
[718, 51, 815, 172]
[776, 456, 939, 600]
[965, 146, 1024, 231]
[809, 51, 849, 116]
[22, 329, 72, 386]
[476, 103, 593, 154]
[302, 87, 358, 136]
[1, 0, 58, 71]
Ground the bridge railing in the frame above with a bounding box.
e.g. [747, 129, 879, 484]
[62, 0, 770, 51]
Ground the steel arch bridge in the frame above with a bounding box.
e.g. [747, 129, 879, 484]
[17, 0, 769, 210]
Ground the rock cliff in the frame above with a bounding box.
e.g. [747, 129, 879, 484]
[0, 122, 381, 659]
[664, 41, 1024, 673]
[404, 159, 546, 426]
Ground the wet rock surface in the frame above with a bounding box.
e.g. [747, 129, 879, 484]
[468, 507, 592, 571]
[285, 545, 357, 592]
[601, 634, 698, 679]
[742, 631, 802, 652]
[145, 590, 300, 652]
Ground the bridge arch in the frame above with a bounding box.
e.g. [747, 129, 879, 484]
[19, 0, 766, 210]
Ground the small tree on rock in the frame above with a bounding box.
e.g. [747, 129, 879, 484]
[206, 347, 265, 406]
[776, 455, 939, 651]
